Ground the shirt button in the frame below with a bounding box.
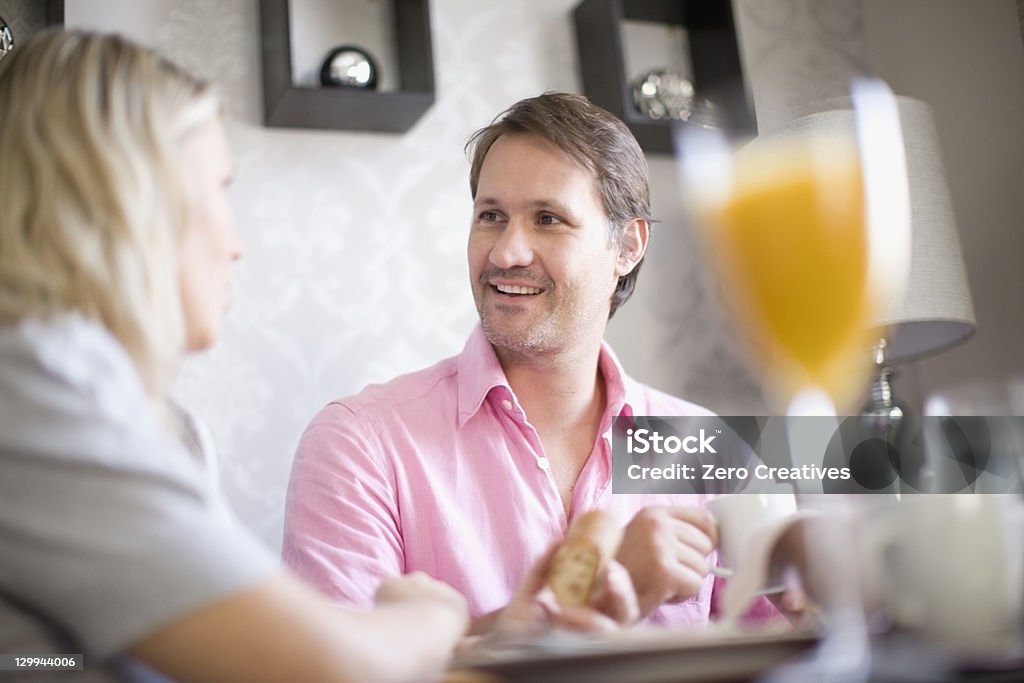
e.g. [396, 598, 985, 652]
[536, 457, 551, 471]
[502, 399, 513, 411]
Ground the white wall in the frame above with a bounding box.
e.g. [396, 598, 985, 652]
[64, 0, 1024, 551]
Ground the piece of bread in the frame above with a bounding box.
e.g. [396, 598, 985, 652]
[547, 510, 623, 607]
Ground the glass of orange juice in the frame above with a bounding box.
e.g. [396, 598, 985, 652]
[678, 79, 911, 415]
[678, 80, 913, 674]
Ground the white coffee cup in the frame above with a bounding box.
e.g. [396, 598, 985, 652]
[707, 491, 799, 588]
[869, 495, 1024, 655]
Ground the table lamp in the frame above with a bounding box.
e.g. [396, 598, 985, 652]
[763, 97, 975, 418]
[860, 96, 975, 421]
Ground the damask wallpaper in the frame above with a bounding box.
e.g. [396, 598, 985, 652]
[68, 0, 632, 550]
[58, 0, 886, 551]
[62, 0, 1024, 551]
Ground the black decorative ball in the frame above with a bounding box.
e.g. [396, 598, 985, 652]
[319, 46, 378, 90]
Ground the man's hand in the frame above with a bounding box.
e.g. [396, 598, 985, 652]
[615, 505, 718, 618]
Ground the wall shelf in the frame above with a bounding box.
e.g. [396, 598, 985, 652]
[258, 0, 435, 133]
[573, 0, 755, 154]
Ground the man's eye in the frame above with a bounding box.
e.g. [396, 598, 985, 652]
[538, 214, 561, 225]
[478, 211, 500, 222]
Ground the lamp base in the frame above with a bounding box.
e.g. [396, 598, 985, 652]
[860, 340, 911, 493]
[863, 364, 904, 425]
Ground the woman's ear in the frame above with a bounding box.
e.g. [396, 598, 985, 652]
[615, 218, 650, 276]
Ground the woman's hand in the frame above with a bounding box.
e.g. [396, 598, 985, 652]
[493, 543, 639, 639]
[375, 571, 469, 623]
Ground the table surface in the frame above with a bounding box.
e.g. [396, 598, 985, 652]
[446, 629, 1024, 683]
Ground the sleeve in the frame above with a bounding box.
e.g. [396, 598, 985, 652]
[0, 405, 281, 661]
[281, 402, 404, 609]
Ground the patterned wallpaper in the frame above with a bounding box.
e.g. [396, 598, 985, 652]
[58, 0, 878, 551]
[67, 0, 608, 550]
[60, 1, 1024, 551]
[0, 0, 48, 41]
[733, 0, 868, 133]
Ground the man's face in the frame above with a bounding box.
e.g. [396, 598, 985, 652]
[468, 133, 631, 359]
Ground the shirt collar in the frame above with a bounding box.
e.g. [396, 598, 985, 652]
[597, 338, 639, 421]
[456, 325, 510, 426]
[455, 323, 640, 427]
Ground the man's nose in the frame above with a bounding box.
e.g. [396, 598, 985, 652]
[489, 222, 533, 270]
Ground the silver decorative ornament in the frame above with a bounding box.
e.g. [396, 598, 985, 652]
[319, 46, 378, 90]
[0, 16, 14, 61]
[632, 68, 724, 128]
[632, 69, 694, 120]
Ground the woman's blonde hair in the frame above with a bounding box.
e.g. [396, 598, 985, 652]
[0, 29, 220, 398]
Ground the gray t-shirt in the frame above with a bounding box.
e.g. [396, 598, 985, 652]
[0, 316, 280, 681]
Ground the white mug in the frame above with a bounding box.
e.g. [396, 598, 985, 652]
[869, 495, 1024, 655]
[707, 491, 799, 587]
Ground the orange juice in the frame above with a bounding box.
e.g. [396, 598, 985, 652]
[700, 138, 876, 405]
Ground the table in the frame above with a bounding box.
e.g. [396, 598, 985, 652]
[446, 630, 1024, 683]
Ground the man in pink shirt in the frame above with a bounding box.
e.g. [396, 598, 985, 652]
[283, 93, 778, 631]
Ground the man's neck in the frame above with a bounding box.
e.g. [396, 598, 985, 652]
[496, 339, 607, 435]
[493, 337, 613, 517]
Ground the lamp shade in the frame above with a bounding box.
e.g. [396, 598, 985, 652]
[763, 97, 976, 364]
[877, 97, 975, 362]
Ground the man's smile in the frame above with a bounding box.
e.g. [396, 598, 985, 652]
[493, 283, 544, 296]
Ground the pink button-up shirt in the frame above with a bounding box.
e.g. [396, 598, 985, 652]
[283, 325, 773, 627]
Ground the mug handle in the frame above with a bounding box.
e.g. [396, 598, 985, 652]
[716, 513, 807, 623]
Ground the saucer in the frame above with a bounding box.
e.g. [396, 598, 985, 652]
[711, 566, 785, 595]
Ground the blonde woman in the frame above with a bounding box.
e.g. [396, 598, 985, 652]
[0, 29, 469, 683]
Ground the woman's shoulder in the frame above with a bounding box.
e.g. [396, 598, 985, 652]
[0, 313, 140, 392]
[0, 313, 146, 408]
[0, 314, 160, 467]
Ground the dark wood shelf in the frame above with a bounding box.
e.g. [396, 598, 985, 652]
[258, 0, 435, 133]
[573, 0, 755, 154]
[45, 0, 62, 25]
